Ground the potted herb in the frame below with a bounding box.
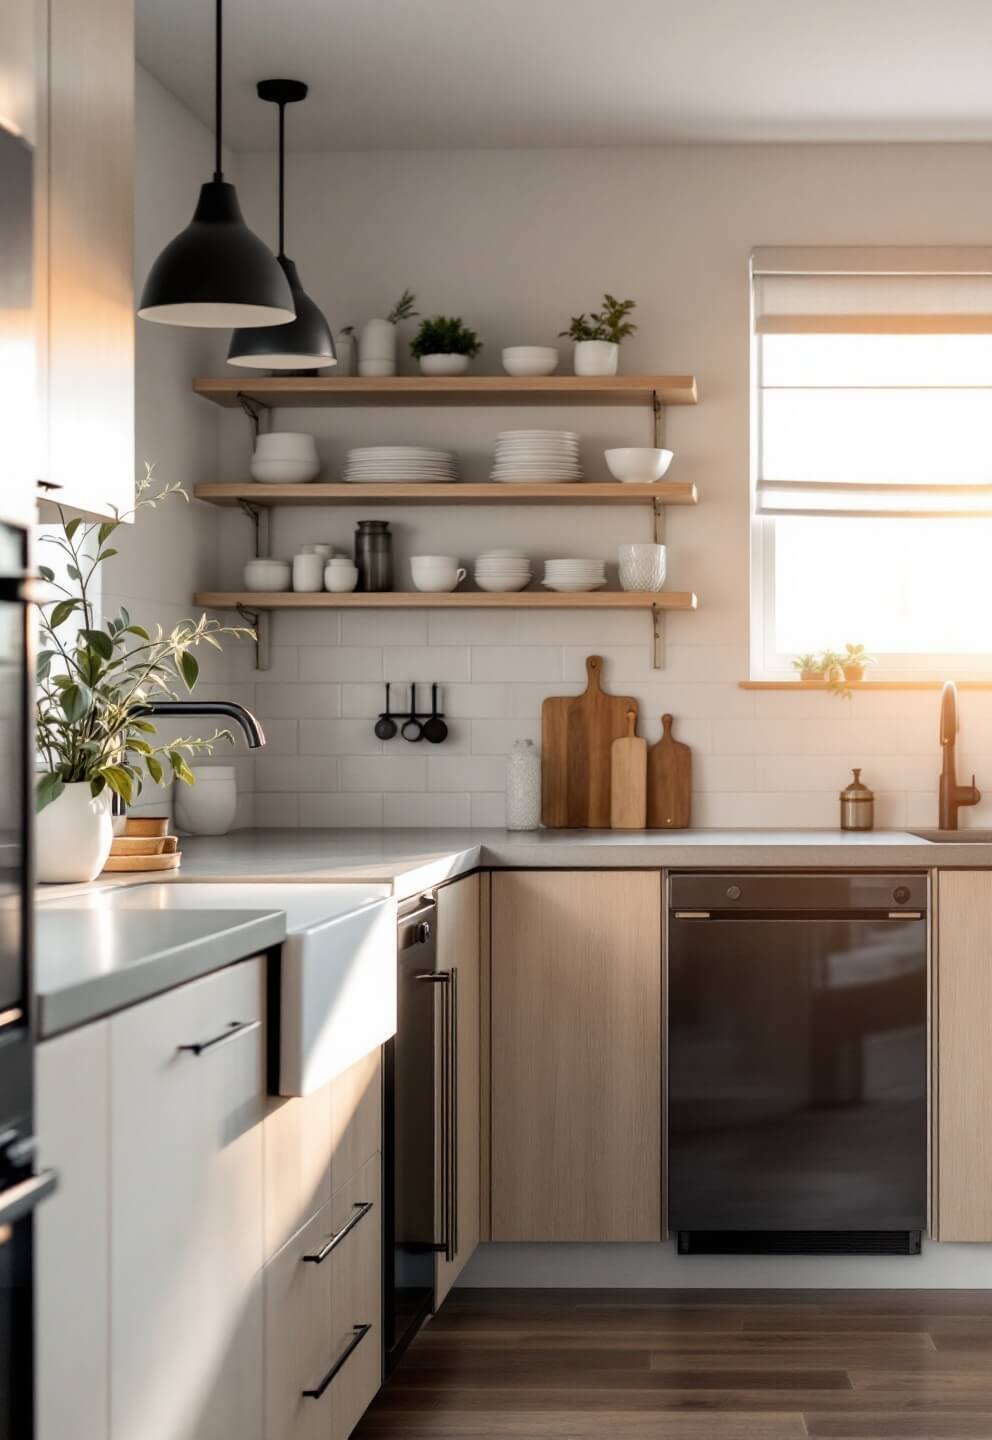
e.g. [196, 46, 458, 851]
[559, 294, 637, 376]
[410, 315, 482, 376]
[35, 469, 250, 883]
[358, 287, 419, 377]
[842, 643, 877, 684]
[792, 653, 821, 685]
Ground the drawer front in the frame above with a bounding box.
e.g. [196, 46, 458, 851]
[330, 1154, 382, 1440]
[331, 1049, 382, 1193]
[264, 1205, 333, 1440]
[264, 1079, 334, 1261]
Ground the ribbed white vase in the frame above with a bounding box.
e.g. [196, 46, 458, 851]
[505, 740, 541, 831]
[35, 782, 113, 883]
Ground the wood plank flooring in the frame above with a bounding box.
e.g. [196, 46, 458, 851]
[355, 1289, 992, 1440]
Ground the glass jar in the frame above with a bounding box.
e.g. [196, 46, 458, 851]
[354, 520, 393, 592]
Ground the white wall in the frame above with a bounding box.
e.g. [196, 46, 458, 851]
[103, 68, 256, 825]
[208, 143, 992, 829]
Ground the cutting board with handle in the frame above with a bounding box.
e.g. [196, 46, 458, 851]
[646, 713, 692, 829]
[610, 708, 647, 830]
[542, 656, 638, 828]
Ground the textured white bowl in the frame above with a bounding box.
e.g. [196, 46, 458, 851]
[618, 543, 667, 592]
[501, 347, 559, 377]
[605, 447, 674, 483]
[244, 559, 292, 592]
[254, 431, 318, 461]
[419, 353, 470, 376]
[250, 456, 321, 484]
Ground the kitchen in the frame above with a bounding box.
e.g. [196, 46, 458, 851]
[5, 1, 992, 1437]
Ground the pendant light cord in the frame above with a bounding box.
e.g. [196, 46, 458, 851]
[277, 101, 286, 257]
[213, 0, 224, 181]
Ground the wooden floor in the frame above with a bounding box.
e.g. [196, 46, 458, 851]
[355, 1289, 992, 1439]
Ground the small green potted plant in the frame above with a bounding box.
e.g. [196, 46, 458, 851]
[560, 293, 637, 375]
[410, 315, 482, 376]
[842, 643, 877, 685]
[792, 652, 821, 685]
[34, 468, 251, 883]
[358, 287, 419, 377]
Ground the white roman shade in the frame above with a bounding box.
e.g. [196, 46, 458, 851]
[753, 247, 992, 516]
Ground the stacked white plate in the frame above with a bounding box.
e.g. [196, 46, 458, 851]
[542, 558, 607, 592]
[474, 548, 532, 593]
[343, 446, 459, 483]
[490, 430, 582, 484]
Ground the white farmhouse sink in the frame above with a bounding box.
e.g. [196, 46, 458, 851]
[50, 882, 397, 1096]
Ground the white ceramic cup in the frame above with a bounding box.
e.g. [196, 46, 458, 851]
[618, 543, 667, 592]
[293, 552, 325, 592]
[325, 562, 359, 592]
[411, 555, 466, 592]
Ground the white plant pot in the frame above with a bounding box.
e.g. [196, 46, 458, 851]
[358, 318, 397, 376]
[35, 782, 113, 883]
[418, 353, 469, 376]
[573, 340, 619, 376]
[174, 766, 238, 836]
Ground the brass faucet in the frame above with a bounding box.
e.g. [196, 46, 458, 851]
[938, 681, 981, 829]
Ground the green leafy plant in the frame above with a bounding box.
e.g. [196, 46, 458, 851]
[387, 288, 419, 324]
[842, 642, 877, 673]
[35, 467, 252, 813]
[559, 293, 638, 345]
[792, 652, 821, 677]
[410, 315, 482, 359]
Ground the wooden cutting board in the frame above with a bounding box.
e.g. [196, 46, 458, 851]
[646, 713, 692, 829]
[542, 656, 638, 828]
[611, 709, 647, 830]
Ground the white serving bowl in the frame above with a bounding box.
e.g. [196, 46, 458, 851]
[501, 346, 560, 377]
[604, 447, 674, 484]
[475, 574, 532, 593]
[244, 559, 291, 592]
[254, 432, 318, 460]
[250, 456, 321, 484]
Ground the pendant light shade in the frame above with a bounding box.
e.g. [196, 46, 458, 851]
[227, 79, 336, 370]
[138, 2, 295, 329]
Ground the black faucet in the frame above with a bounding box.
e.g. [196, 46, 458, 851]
[131, 699, 266, 749]
[938, 681, 980, 830]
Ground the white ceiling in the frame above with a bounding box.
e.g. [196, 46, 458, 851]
[137, 0, 992, 151]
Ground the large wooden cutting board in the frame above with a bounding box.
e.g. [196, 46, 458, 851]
[646, 713, 691, 829]
[542, 656, 638, 828]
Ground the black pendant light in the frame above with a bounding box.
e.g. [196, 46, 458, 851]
[227, 79, 336, 371]
[138, 0, 295, 328]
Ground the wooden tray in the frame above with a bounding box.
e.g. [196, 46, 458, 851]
[110, 835, 178, 857]
[124, 816, 170, 838]
[102, 851, 181, 873]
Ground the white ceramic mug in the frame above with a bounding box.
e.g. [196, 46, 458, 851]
[293, 551, 325, 592]
[411, 555, 466, 592]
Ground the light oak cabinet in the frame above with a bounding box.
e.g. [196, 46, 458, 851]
[35, 1021, 112, 1440]
[329, 1154, 383, 1440]
[109, 959, 266, 1440]
[490, 870, 662, 1242]
[434, 872, 482, 1306]
[37, 0, 134, 518]
[934, 870, 992, 1241]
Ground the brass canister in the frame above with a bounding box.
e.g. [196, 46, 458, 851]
[840, 768, 874, 831]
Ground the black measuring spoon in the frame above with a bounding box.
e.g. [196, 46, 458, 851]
[422, 684, 448, 744]
[374, 683, 398, 740]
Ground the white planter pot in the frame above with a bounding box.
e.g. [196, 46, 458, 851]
[35, 781, 113, 883]
[418, 353, 469, 376]
[358, 318, 397, 377]
[505, 740, 541, 831]
[573, 340, 619, 376]
[174, 766, 238, 836]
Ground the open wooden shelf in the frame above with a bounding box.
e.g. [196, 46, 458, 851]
[192, 374, 699, 409]
[740, 680, 992, 691]
[194, 480, 698, 508]
[196, 590, 697, 612]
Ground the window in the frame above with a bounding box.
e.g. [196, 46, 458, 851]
[750, 249, 992, 678]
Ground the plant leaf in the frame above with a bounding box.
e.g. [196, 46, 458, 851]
[38, 565, 55, 583]
[35, 772, 65, 813]
[145, 754, 164, 785]
[98, 765, 134, 804]
[64, 517, 82, 541]
[49, 598, 80, 629]
[60, 682, 92, 723]
[79, 628, 114, 661]
[178, 650, 199, 691]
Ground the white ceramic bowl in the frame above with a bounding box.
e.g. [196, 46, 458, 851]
[244, 559, 292, 592]
[419, 354, 470, 376]
[618, 543, 667, 592]
[604, 447, 674, 484]
[501, 346, 560, 377]
[475, 574, 532, 593]
[324, 563, 358, 593]
[254, 432, 318, 460]
[250, 456, 321, 484]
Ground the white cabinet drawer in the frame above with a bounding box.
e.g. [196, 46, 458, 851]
[109, 959, 266, 1440]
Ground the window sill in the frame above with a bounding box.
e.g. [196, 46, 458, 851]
[740, 680, 992, 691]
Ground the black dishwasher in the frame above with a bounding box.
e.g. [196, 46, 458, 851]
[668, 872, 927, 1255]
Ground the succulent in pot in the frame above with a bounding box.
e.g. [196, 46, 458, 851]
[410, 314, 482, 376]
[560, 293, 637, 375]
[792, 652, 821, 684]
[358, 288, 419, 376]
[34, 467, 251, 882]
[842, 642, 877, 684]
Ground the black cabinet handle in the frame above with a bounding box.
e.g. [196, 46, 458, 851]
[302, 1324, 372, 1400]
[302, 1201, 374, 1264]
[0, 1169, 57, 1227]
[177, 1019, 261, 1056]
